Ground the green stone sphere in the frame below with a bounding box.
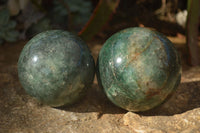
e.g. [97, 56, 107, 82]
[18, 30, 95, 107]
[97, 27, 181, 112]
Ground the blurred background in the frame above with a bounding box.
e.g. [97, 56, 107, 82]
[0, 0, 199, 66]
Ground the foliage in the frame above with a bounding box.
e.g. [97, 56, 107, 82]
[26, 18, 52, 37]
[0, 0, 120, 44]
[47, 0, 92, 31]
[0, 0, 93, 44]
[0, 8, 19, 45]
[79, 0, 120, 41]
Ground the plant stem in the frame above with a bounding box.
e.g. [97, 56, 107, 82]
[186, 0, 200, 66]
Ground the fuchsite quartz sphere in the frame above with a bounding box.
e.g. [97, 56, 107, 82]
[97, 27, 181, 112]
[18, 30, 95, 107]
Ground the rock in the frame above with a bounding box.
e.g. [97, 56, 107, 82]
[18, 30, 95, 107]
[123, 108, 200, 133]
[97, 27, 181, 112]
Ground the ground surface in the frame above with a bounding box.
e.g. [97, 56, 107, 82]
[0, 38, 200, 133]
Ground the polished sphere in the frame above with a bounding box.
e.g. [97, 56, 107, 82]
[97, 27, 181, 112]
[18, 30, 95, 107]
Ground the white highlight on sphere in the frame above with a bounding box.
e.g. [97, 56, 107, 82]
[32, 56, 38, 62]
[116, 57, 122, 63]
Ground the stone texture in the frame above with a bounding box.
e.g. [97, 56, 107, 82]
[123, 108, 200, 133]
[18, 30, 95, 107]
[97, 27, 181, 111]
[0, 41, 200, 133]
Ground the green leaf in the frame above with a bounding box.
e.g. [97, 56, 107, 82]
[27, 18, 52, 37]
[0, 7, 19, 43]
[6, 20, 17, 30]
[53, 1, 68, 16]
[79, 0, 120, 41]
[0, 8, 10, 25]
[4, 30, 19, 42]
[51, 0, 92, 30]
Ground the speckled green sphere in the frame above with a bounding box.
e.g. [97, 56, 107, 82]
[97, 27, 181, 112]
[18, 30, 95, 107]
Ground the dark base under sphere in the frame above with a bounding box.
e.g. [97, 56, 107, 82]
[18, 30, 95, 107]
[97, 27, 181, 112]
